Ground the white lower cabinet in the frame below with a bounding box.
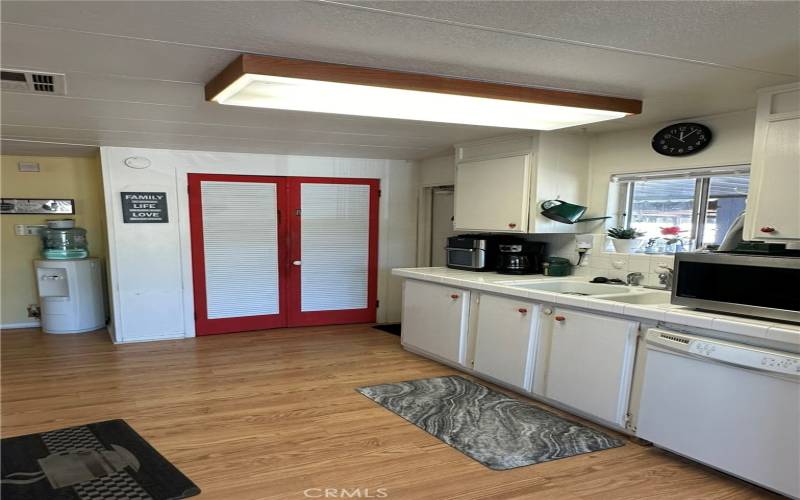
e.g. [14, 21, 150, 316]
[400, 280, 470, 366]
[536, 307, 638, 426]
[399, 279, 641, 430]
[472, 294, 540, 391]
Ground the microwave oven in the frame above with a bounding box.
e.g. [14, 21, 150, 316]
[672, 252, 800, 323]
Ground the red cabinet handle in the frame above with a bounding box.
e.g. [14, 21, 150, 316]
[508, 223, 517, 228]
[760, 226, 776, 233]
[554, 315, 566, 322]
[518, 308, 528, 314]
[450, 294, 460, 299]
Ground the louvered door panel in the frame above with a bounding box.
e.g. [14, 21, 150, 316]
[189, 174, 287, 335]
[300, 183, 369, 311]
[202, 181, 280, 318]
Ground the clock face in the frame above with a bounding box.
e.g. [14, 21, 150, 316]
[652, 122, 712, 156]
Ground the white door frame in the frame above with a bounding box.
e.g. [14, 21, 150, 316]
[416, 184, 455, 267]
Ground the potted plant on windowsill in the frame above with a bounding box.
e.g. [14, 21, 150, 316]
[660, 226, 689, 253]
[607, 227, 645, 253]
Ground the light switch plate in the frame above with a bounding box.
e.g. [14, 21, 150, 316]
[575, 233, 594, 250]
[15, 224, 45, 236]
[17, 161, 40, 172]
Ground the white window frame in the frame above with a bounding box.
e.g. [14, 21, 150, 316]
[613, 165, 750, 246]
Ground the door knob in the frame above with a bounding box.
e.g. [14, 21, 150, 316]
[450, 294, 460, 299]
[760, 226, 776, 233]
[518, 308, 528, 314]
[292, 260, 302, 266]
[554, 315, 566, 322]
[508, 223, 517, 229]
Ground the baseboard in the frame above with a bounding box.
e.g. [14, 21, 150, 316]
[1, 320, 41, 330]
[112, 334, 186, 344]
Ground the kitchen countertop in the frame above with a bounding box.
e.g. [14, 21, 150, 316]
[392, 267, 800, 347]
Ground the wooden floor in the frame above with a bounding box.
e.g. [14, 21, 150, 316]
[1, 325, 779, 499]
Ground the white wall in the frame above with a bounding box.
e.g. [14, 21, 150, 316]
[101, 147, 418, 343]
[419, 154, 455, 186]
[588, 109, 757, 223]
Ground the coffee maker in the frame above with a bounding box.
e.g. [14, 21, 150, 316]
[497, 239, 547, 275]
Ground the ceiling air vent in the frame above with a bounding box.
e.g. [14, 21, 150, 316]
[1, 69, 66, 95]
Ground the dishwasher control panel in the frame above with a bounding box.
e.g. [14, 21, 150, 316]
[649, 329, 800, 376]
[688, 340, 800, 375]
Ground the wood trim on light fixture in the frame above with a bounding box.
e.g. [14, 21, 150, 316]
[205, 54, 643, 115]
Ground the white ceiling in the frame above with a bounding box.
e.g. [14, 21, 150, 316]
[1, 1, 797, 159]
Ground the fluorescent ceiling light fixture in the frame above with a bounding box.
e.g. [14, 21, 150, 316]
[207, 55, 642, 131]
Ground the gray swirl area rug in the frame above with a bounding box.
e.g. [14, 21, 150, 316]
[356, 375, 624, 470]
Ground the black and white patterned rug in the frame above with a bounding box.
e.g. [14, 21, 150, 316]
[357, 375, 624, 470]
[1, 420, 200, 500]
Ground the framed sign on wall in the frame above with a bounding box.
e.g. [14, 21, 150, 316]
[120, 192, 169, 223]
[0, 198, 75, 215]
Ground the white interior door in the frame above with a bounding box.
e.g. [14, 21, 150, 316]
[430, 187, 457, 267]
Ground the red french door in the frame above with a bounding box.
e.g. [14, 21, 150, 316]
[189, 174, 289, 335]
[189, 174, 379, 336]
[286, 177, 380, 327]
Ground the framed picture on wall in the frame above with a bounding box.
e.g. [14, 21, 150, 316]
[0, 198, 75, 215]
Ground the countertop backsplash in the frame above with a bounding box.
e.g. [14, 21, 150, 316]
[529, 233, 676, 287]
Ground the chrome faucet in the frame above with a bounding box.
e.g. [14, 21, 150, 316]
[642, 265, 674, 291]
[656, 265, 674, 290]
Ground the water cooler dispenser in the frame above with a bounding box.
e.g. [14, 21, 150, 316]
[35, 259, 105, 334]
[34, 220, 105, 334]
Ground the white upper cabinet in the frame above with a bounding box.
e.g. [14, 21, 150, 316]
[455, 154, 531, 233]
[745, 83, 800, 241]
[453, 133, 590, 233]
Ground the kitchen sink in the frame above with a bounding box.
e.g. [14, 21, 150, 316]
[600, 291, 672, 305]
[499, 280, 635, 296]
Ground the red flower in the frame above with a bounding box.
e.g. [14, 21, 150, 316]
[660, 226, 682, 236]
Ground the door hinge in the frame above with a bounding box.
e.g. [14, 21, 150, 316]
[376, 300, 380, 308]
[295, 208, 301, 216]
[624, 412, 634, 430]
[378, 189, 382, 197]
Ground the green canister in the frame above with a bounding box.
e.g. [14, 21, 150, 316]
[543, 257, 572, 277]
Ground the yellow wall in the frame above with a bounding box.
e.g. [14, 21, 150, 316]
[1, 155, 107, 326]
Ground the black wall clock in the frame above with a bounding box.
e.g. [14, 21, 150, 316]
[652, 122, 712, 156]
